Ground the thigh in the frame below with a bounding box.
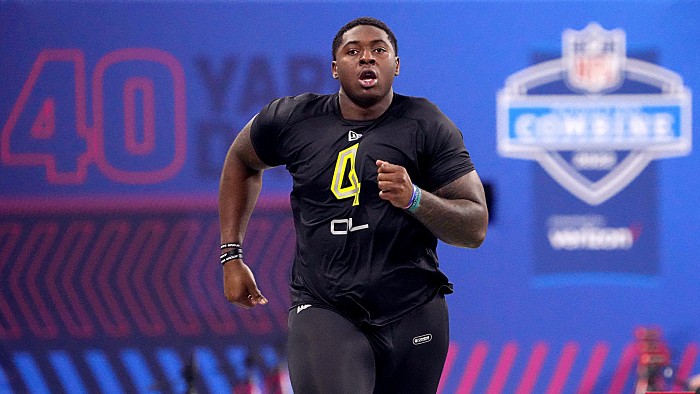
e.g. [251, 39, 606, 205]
[287, 306, 375, 394]
[374, 296, 450, 394]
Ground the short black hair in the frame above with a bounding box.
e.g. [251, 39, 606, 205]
[332, 17, 398, 61]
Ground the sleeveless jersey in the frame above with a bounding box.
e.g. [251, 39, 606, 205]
[250, 92, 474, 326]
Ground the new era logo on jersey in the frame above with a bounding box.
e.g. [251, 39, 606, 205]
[296, 304, 312, 313]
[348, 130, 362, 141]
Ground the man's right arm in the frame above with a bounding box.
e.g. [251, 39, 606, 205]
[218, 116, 271, 308]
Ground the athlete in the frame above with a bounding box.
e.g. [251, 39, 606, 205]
[219, 16, 488, 393]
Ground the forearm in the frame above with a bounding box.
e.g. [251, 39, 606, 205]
[218, 117, 269, 246]
[376, 161, 488, 248]
[410, 189, 488, 248]
[218, 152, 263, 246]
[219, 161, 268, 308]
[219, 122, 269, 308]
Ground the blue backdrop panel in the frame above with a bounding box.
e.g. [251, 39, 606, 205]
[1, 1, 699, 393]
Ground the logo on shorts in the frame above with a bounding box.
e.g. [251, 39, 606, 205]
[497, 22, 692, 206]
[296, 304, 311, 313]
[412, 334, 432, 345]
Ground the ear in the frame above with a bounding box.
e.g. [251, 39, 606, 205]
[331, 61, 339, 79]
[394, 57, 400, 76]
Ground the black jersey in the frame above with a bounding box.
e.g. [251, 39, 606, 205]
[250, 92, 474, 326]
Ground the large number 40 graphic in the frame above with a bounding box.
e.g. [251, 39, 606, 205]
[1, 48, 186, 184]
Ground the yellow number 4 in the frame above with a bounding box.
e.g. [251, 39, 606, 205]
[330, 143, 360, 206]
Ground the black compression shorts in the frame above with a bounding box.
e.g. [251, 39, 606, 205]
[286, 295, 450, 394]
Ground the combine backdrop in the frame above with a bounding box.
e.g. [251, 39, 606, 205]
[1, 1, 699, 393]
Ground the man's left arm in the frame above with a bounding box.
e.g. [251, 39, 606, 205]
[377, 160, 488, 248]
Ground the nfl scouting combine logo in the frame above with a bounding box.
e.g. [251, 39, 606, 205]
[497, 23, 692, 206]
[497, 23, 692, 282]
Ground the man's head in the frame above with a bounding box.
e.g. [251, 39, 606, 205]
[331, 17, 400, 110]
[332, 17, 398, 61]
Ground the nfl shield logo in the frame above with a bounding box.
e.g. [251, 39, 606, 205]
[563, 23, 626, 94]
[497, 22, 691, 206]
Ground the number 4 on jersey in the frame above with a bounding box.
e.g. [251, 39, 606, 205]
[330, 143, 360, 206]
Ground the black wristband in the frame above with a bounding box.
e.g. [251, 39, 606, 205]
[220, 242, 243, 265]
[220, 251, 243, 265]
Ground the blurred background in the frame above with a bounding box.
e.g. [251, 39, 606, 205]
[1, 1, 699, 393]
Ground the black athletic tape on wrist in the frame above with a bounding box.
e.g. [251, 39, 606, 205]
[221, 242, 242, 250]
[220, 248, 243, 260]
[220, 250, 243, 265]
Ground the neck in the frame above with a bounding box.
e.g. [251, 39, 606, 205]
[338, 89, 393, 121]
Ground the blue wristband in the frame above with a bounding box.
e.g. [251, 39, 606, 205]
[403, 184, 418, 209]
[406, 185, 422, 213]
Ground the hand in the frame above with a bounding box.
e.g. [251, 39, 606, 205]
[223, 259, 268, 308]
[376, 159, 413, 208]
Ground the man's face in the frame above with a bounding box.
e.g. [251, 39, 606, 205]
[332, 25, 400, 108]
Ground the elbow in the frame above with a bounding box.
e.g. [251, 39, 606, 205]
[456, 210, 489, 249]
[447, 237, 483, 249]
[454, 227, 486, 249]
[468, 227, 487, 248]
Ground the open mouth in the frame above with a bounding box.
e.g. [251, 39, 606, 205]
[359, 69, 378, 88]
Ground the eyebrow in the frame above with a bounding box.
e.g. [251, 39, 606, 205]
[343, 39, 390, 48]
